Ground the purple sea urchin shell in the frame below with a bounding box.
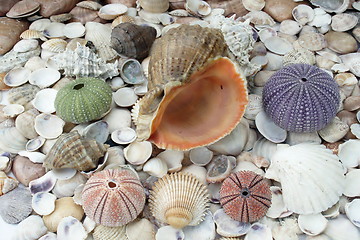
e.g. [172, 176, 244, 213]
[262, 64, 340, 132]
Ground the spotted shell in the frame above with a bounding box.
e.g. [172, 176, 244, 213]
[0, 47, 41, 73]
[262, 64, 340, 132]
[54, 77, 113, 124]
[7, 83, 40, 106]
[111, 23, 157, 60]
[149, 172, 209, 229]
[82, 168, 146, 227]
[220, 171, 271, 223]
[43, 131, 108, 171]
[133, 24, 248, 150]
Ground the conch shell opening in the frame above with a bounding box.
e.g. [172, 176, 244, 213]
[140, 57, 248, 150]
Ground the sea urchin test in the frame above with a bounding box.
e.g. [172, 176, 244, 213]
[262, 63, 340, 132]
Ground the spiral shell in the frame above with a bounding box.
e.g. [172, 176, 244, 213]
[262, 64, 340, 132]
[82, 168, 146, 227]
[54, 77, 113, 124]
[149, 172, 209, 229]
[43, 131, 108, 171]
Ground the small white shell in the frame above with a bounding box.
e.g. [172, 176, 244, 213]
[338, 140, 360, 169]
[266, 186, 292, 219]
[29, 170, 57, 195]
[25, 56, 47, 72]
[279, 20, 302, 35]
[103, 107, 132, 133]
[324, 215, 360, 240]
[34, 113, 65, 139]
[126, 218, 155, 240]
[32, 88, 58, 113]
[318, 117, 349, 143]
[350, 123, 360, 139]
[339, 53, 360, 77]
[39, 232, 57, 240]
[32, 192, 57, 215]
[113, 87, 138, 107]
[43, 22, 65, 38]
[13, 39, 39, 53]
[2, 104, 24, 118]
[331, 13, 358, 32]
[4, 67, 31, 87]
[29, 19, 51, 31]
[0, 127, 28, 153]
[18, 150, 46, 163]
[98, 4, 128, 20]
[264, 36, 293, 55]
[111, 127, 137, 145]
[189, 146, 213, 166]
[286, 131, 321, 145]
[185, 0, 211, 17]
[255, 111, 287, 143]
[155, 226, 184, 240]
[26, 136, 46, 151]
[298, 213, 328, 236]
[82, 120, 109, 144]
[181, 165, 207, 186]
[52, 172, 87, 198]
[183, 211, 216, 240]
[28, 68, 61, 88]
[143, 157, 168, 178]
[63, 22, 86, 39]
[292, 4, 315, 25]
[57, 216, 87, 240]
[244, 223, 272, 240]
[345, 199, 360, 228]
[213, 209, 251, 237]
[13, 215, 48, 240]
[157, 149, 184, 172]
[343, 169, 360, 197]
[123, 141, 152, 165]
[52, 168, 77, 180]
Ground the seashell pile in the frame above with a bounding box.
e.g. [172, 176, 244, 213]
[0, 0, 360, 239]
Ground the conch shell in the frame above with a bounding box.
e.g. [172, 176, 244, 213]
[43, 131, 108, 171]
[132, 25, 248, 150]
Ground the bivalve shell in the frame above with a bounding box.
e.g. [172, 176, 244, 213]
[93, 225, 127, 240]
[32, 88, 58, 113]
[32, 192, 57, 216]
[63, 22, 86, 39]
[292, 4, 315, 25]
[13, 215, 47, 240]
[43, 22, 65, 39]
[123, 141, 152, 165]
[139, 0, 169, 13]
[29, 68, 61, 88]
[57, 216, 87, 240]
[263, 36, 293, 55]
[13, 39, 39, 53]
[34, 113, 65, 139]
[149, 172, 209, 229]
[298, 213, 328, 236]
[298, 32, 327, 51]
[98, 3, 128, 20]
[111, 127, 137, 145]
[41, 39, 67, 53]
[0, 127, 27, 153]
[0, 171, 18, 196]
[6, 0, 40, 18]
[4, 67, 31, 87]
[345, 199, 360, 228]
[331, 13, 358, 32]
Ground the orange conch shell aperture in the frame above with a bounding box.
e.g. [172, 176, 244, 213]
[132, 25, 248, 150]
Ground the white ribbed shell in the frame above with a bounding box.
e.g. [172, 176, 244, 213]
[265, 143, 345, 214]
[93, 225, 128, 240]
[149, 172, 209, 229]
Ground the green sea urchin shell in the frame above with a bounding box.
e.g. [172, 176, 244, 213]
[55, 78, 112, 124]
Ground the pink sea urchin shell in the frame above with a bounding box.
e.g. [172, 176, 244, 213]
[219, 171, 271, 223]
[82, 168, 146, 227]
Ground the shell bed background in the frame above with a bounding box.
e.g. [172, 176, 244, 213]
[0, 0, 360, 240]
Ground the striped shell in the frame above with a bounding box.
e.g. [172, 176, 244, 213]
[220, 171, 271, 223]
[93, 225, 128, 240]
[262, 64, 340, 132]
[149, 172, 209, 229]
[43, 131, 108, 171]
[7, 83, 40, 106]
[0, 47, 41, 73]
[41, 39, 67, 53]
[82, 168, 146, 227]
[54, 77, 113, 124]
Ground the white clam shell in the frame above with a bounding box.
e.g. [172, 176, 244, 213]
[339, 53, 360, 77]
[83, 217, 96, 234]
[344, 199, 360, 228]
[52, 172, 87, 198]
[143, 157, 168, 178]
[29, 171, 57, 195]
[111, 127, 137, 145]
[266, 186, 292, 219]
[157, 149, 184, 172]
[298, 213, 328, 236]
[28, 68, 61, 88]
[18, 151, 46, 163]
[213, 209, 251, 237]
[120, 58, 146, 85]
[343, 169, 360, 197]
[258, 28, 277, 42]
[64, 22, 86, 39]
[292, 4, 315, 25]
[13, 39, 39, 53]
[32, 192, 57, 215]
[156, 226, 184, 240]
[264, 52, 283, 71]
[126, 218, 155, 240]
[32, 88, 58, 113]
[279, 20, 302, 35]
[318, 117, 349, 143]
[0, 155, 10, 172]
[108, 76, 125, 91]
[185, 0, 211, 17]
[2, 104, 24, 118]
[338, 140, 360, 169]
[52, 168, 77, 180]
[189, 146, 213, 166]
[331, 13, 358, 32]
[113, 87, 138, 107]
[26, 136, 46, 151]
[103, 107, 132, 133]
[233, 159, 265, 176]
[82, 120, 109, 144]
[25, 56, 47, 71]
[57, 216, 87, 240]
[244, 223, 272, 240]
[324, 215, 360, 240]
[350, 123, 360, 139]
[13, 215, 47, 240]
[29, 18, 51, 31]
[183, 211, 216, 240]
[98, 4, 128, 20]
[123, 141, 152, 165]
[264, 36, 293, 55]
[208, 118, 250, 156]
[265, 143, 345, 214]
[34, 113, 65, 139]
[43, 22, 65, 38]
[181, 165, 207, 186]
[255, 111, 287, 143]
[308, 8, 331, 28]
[0, 127, 28, 153]
[286, 131, 321, 145]
[4, 67, 31, 87]
[39, 232, 57, 240]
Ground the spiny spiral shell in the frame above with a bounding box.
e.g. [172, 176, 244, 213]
[111, 22, 157, 60]
[54, 77, 113, 124]
[43, 131, 108, 171]
[149, 172, 209, 229]
[82, 168, 146, 227]
[262, 64, 340, 132]
[49, 44, 119, 79]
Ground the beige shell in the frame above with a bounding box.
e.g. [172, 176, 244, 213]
[69, 6, 101, 24]
[149, 172, 209, 229]
[139, 0, 169, 13]
[112, 15, 136, 28]
[43, 131, 108, 171]
[20, 29, 47, 41]
[7, 83, 40, 107]
[283, 47, 316, 66]
[41, 39, 67, 53]
[76, 0, 103, 10]
[0, 171, 19, 196]
[93, 225, 128, 240]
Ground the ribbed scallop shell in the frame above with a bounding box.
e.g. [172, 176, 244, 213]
[111, 23, 157, 60]
[41, 39, 67, 53]
[49, 44, 119, 79]
[54, 77, 113, 124]
[265, 143, 345, 214]
[82, 168, 146, 227]
[93, 225, 128, 240]
[149, 172, 209, 229]
[0, 47, 41, 73]
[43, 131, 108, 171]
[262, 64, 340, 132]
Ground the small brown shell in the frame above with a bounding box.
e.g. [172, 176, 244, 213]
[35, 0, 79, 18]
[69, 6, 102, 24]
[111, 22, 157, 60]
[207, 0, 248, 17]
[76, 1, 103, 10]
[43, 131, 108, 171]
